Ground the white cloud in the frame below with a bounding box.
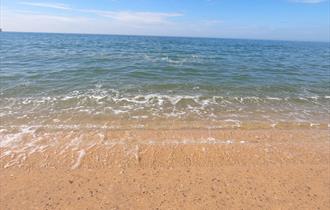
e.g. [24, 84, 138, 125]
[19, 2, 71, 10]
[17, 2, 182, 25]
[83, 10, 183, 24]
[2, 9, 183, 34]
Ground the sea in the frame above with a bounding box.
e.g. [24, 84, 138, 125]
[0, 32, 329, 138]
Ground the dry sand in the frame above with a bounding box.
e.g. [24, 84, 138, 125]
[0, 128, 329, 209]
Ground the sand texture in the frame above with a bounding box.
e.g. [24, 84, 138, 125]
[0, 128, 329, 209]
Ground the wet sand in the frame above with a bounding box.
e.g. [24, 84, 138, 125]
[1, 128, 330, 209]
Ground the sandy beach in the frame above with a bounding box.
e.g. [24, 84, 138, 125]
[1, 128, 329, 209]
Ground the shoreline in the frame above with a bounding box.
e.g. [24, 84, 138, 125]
[1, 128, 329, 209]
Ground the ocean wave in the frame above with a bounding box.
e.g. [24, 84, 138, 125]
[1, 89, 329, 123]
[1, 89, 329, 106]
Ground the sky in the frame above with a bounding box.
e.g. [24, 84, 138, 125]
[1, 0, 329, 41]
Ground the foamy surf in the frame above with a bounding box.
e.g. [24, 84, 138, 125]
[0, 121, 329, 168]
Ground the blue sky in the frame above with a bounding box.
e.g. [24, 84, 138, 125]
[2, 0, 329, 41]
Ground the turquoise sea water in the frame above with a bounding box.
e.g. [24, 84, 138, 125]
[1, 32, 329, 128]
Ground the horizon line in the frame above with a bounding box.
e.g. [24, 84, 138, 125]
[1, 30, 329, 43]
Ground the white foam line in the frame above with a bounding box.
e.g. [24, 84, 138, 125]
[0, 150, 12, 158]
[310, 123, 321, 127]
[71, 149, 86, 169]
[266, 97, 282, 100]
